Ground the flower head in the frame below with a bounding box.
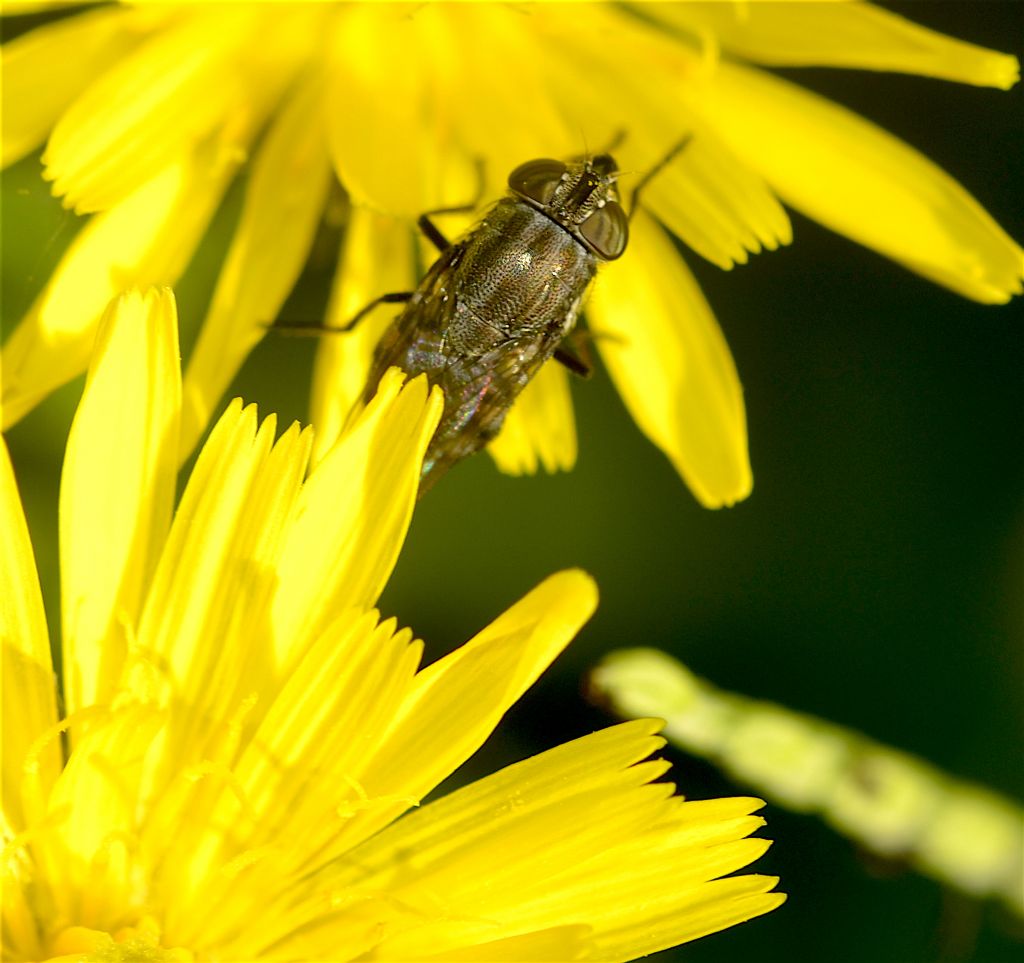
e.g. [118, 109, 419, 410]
[3, 2, 1018, 507]
[1, 288, 784, 960]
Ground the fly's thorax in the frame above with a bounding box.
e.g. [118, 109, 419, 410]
[508, 153, 628, 260]
[445, 198, 598, 355]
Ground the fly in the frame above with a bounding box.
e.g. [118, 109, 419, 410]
[297, 140, 689, 495]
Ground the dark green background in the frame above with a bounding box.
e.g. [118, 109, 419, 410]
[3, 3, 1021, 961]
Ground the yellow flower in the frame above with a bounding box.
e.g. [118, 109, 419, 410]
[1, 288, 783, 960]
[2, 3, 1019, 507]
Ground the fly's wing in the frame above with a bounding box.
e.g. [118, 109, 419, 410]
[361, 229, 572, 494]
[362, 241, 467, 403]
[418, 332, 558, 493]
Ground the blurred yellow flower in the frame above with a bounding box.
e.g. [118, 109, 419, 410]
[1, 288, 784, 961]
[2, 2, 1020, 507]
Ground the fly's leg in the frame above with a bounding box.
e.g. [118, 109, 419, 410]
[554, 344, 592, 378]
[270, 292, 414, 336]
[600, 128, 627, 156]
[628, 134, 693, 220]
[417, 156, 487, 253]
[554, 327, 600, 379]
[416, 212, 457, 255]
[555, 325, 629, 378]
[272, 157, 485, 337]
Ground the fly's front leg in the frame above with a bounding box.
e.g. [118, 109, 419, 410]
[417, 156, 487, 253]
[628, 135, 692, 220]
[271, 158, 485, 337]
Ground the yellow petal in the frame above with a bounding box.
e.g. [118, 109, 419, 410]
[284, 723, 660, 960]
[42, 6, 278, 213]
[309, 208, 418, 465]
[333, 721, 667, 885]
[1, 147, 236, 430]
[328, 571, 599, 856]
[327, 4, 473, 215]
[637, 126, 793, 269]
[0, 5, 147, 168]
[442, 5, 574, 168]
[542, 796, 780, 958]
[1, 437, 61, 833]
[326, 720, 780, 961]
[371, 784, 681, 960]
[126, 419, 327, 938]
[179, 74, 333, 459]
[42, 705, 162, 917]
[488, 359, 577, 475]
[395, 568, 598, 732]
[589, 213, 752, 508]
[233, 615, 421, 851]
[594, 873, 785, 961]
[699, 60, 1024, 303]
[133, 402, 312, 715]
[0, 438, 51, 698]
[59, 289, 181, 715]
[125, 379, 439, 949]
[166, 616, 423, 942]
[414, 926, 592, 962]
[270, 371, 442, 665]
[538, 4, 791, 268]
[0, 1, 83, 13]
[649, 1, 1020, 89]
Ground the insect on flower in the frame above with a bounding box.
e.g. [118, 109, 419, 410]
[291, 140, 689, 494]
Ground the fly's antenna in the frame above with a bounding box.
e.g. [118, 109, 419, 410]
[579, 126, 591, 164]
[628, 134, 693, 220]
[575, 128, 627, 166]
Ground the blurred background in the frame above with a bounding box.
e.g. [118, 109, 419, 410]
[3, 3, 1021, 961]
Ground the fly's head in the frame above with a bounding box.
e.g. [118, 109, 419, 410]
[508, 153, 628, 261]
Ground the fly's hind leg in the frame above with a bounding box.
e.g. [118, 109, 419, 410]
[554, 326, 599, 379]
[270, 291, 414, 337]
[554, 344, 592, 378]
[555, 325, 629, 378]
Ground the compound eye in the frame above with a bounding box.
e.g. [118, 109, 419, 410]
[579, 201, 628, 260]
[508, 158, 567, 206]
